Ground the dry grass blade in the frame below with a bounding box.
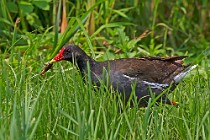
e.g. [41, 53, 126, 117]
[61, 0, 67, 33]
[137, 30, 151, 39]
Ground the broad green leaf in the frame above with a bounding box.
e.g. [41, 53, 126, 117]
[26, 13, 43, 28]
[19, 1, 34, 16]
[32, 0, 51, 11]
[6, 2, 18, 13]
[0, 18, 13, 26]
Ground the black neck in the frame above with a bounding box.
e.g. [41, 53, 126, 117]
[76, 55, 95, 76]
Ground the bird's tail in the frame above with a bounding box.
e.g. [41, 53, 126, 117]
[173, 65, 198, 84]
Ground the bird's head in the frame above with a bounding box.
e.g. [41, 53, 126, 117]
[49, 45, 86, 64]
[40, 45, 91, 76]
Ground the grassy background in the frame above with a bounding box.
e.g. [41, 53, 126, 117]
[0, 0, 210, 139]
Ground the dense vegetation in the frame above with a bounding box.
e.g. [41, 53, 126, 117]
[0, 0, 209, 139]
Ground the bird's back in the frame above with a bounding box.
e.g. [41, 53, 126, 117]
[93, 56, 189, 84]
[88, 56, 192, 106]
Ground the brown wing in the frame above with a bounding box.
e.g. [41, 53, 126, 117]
[112, 56, 190, 84]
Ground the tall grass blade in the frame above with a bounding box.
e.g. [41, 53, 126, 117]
[75, 17, 95, 58]
[93, 104, 101, 139]
[182, 115, 193, 140]
[58, 124, 79, 136]
[60, 110, 78, 125]
[123, 111, 134, 138]
[53, 0, 61, 48]
[49, 0, 104, 59]
[29, 110, 43, 140]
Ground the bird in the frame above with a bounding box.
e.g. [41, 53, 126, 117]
[41, 44, 197, 107]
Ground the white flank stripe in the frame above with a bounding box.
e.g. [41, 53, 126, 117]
[122, 74, 168, 89]
[143, 81, 169, 89]
[122, 74, 137, 80]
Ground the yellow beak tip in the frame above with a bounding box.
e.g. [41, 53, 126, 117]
[49, 59, 56, 64]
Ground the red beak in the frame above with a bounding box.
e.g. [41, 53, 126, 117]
[50, 47, 65, 63]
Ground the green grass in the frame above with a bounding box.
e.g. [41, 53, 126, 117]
[1, 0, 210, 139]
[0, 52, 209, 139]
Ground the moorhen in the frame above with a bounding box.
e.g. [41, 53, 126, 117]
[41, 45, 197, 107]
